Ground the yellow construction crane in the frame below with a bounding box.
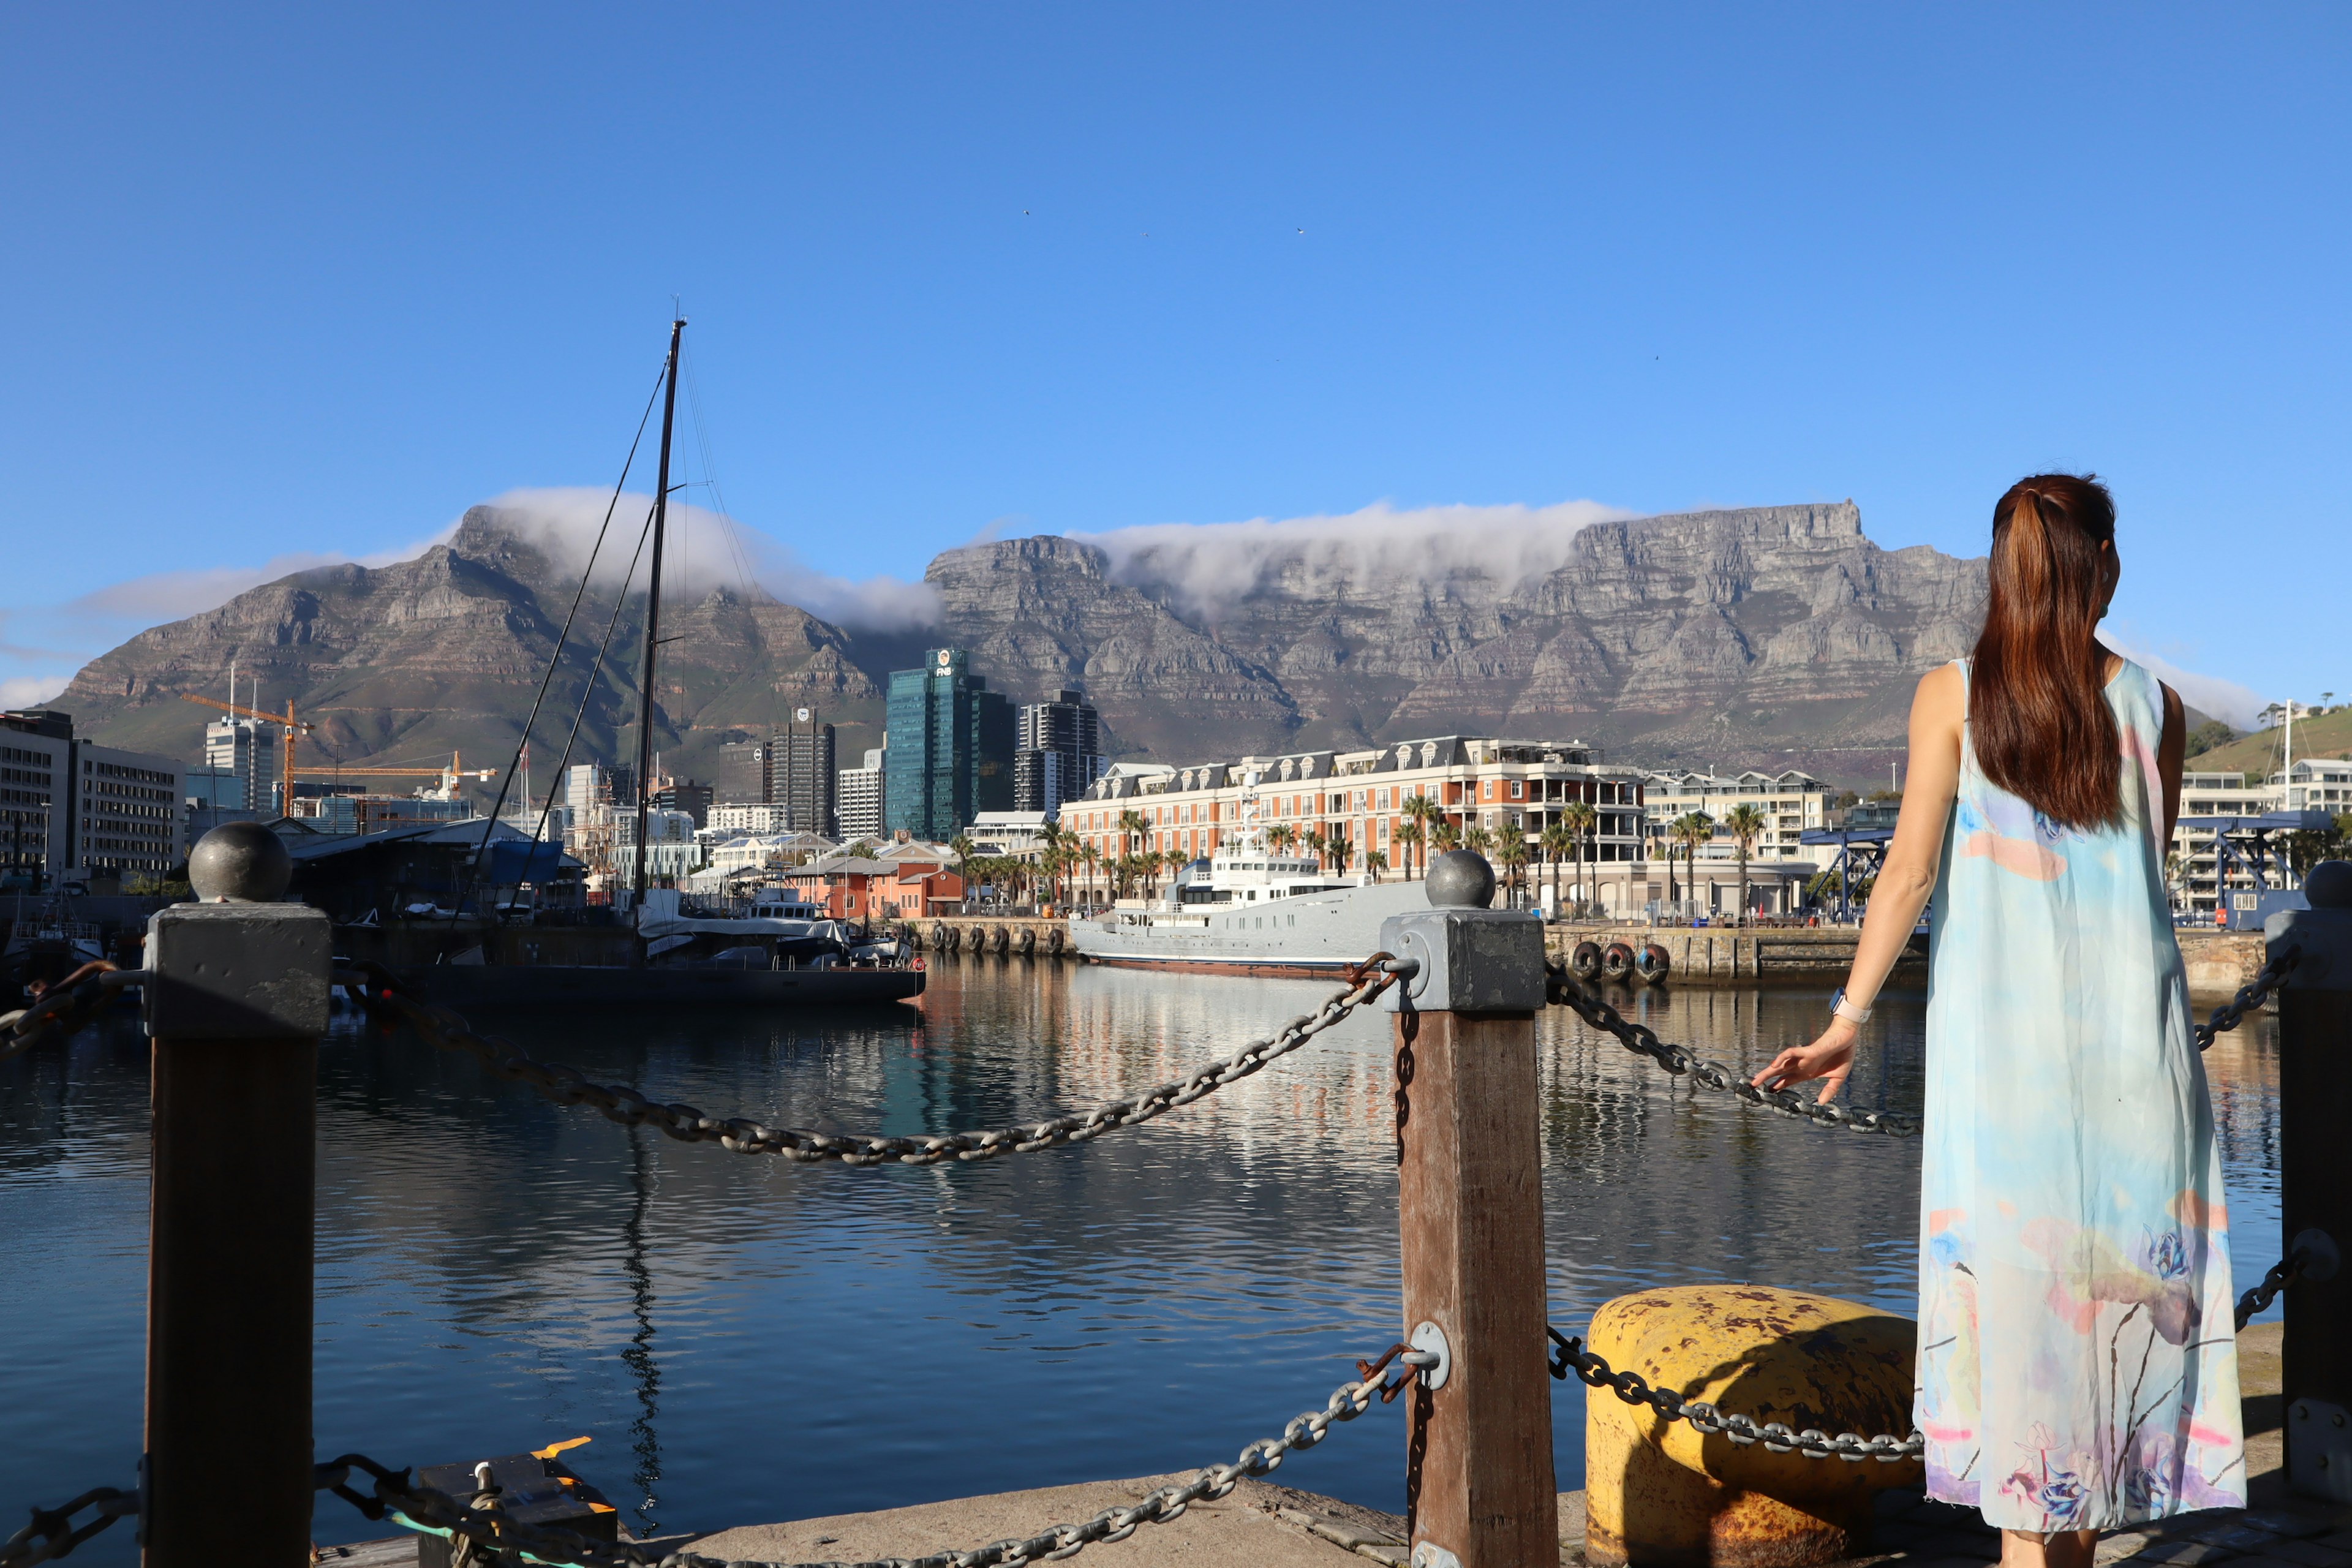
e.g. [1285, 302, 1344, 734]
[179, 693, 314, 795]
[178, 696, 494, 796]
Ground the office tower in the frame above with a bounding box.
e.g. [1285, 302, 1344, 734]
[1013, 688, 1106, 815]
[837, 748, 884, 841]
[775, 709, 837, 837]
[883, 650, 1012, 840]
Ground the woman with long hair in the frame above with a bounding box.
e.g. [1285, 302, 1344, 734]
[1754, 475, 2241, 1567]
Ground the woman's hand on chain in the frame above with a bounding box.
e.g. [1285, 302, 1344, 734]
[1751, 1019, 1858, 1104]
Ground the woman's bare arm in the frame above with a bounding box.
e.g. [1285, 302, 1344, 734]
[2158, 680, 2186, 842]
[1751, 662, 1966, 1101]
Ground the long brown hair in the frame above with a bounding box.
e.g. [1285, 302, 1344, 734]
[1969, 473, 2120, 829]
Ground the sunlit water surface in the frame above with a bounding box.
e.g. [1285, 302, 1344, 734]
[1, 959, 2282, 1558]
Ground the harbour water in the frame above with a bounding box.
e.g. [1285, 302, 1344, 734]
[1, 960, 2284, 1559]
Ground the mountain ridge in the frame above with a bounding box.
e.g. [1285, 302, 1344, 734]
[57, 501, 1991, 791]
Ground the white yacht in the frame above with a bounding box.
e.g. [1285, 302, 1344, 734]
[1068, 777, 1428, 974]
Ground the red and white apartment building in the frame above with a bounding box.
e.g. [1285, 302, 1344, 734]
[1054, 734, 1648, 895]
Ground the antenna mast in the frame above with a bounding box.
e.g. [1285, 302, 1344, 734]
[633, 318, 685, 908]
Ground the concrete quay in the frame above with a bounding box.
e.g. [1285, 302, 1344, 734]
[322, 1326, 2326, 1568]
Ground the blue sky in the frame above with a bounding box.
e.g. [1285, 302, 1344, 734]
[2, 5, 2345, 720]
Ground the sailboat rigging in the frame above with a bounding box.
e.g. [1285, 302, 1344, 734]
[633, 317, 686, 907]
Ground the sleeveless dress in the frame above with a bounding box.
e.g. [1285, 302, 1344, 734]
[1915, 657, 2244, 1530]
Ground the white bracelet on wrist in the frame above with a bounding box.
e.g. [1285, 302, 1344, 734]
[1830, 987, 1872, 1025]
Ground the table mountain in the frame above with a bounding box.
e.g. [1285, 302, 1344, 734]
[59, 500, 1987, 792]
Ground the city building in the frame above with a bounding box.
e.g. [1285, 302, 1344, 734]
[774, 710, 837, 836]
[781, 851, 967, 921]
[1640, 770, 1840, 869]
[1, 710, 70, 889]
[967, 810, 1052, 858]
[1013, 689, 1106, 815]
[1055, 736, 1647, 909]
[204, 714, 279, 813]
[2275, 757, 2352, 815]
[1, 710, 185, 886]
[653, 779, 713, 830]
[715, 738, 773, 805]
[883, 650, 1012, 840]
[614, 807, 702, 888]
[72, 739, 185, 881]
[836, 748, 884, 842]
[708, 802, 794, 835]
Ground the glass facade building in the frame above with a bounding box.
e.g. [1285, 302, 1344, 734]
[883, 649, 1012, 840]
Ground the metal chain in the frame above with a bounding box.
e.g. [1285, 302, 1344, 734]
[1547, 1327, 1923, 1463]
[2237, 1251, 2305, 1331]
[2194, 945, 2301, 1051]
[1544, 960, 1918, 1136]
[318, 1351, 1423, 1568]
[0, 1485, 138, 1567]
[341, 958, 1397, 1166]
[0, 965, 140, 1067]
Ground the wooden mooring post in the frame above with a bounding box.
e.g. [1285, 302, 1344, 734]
[2274, 860, 2352, 1502]
[1381, 851, 1556, 1568]
[142, 824, 331, 1566]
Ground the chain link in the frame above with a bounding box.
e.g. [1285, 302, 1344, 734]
[0, 965, 139, 1067]
[1544, 960, 1919, 1136]
[342, 959, 1395, 1166]
[2194, 945, 2301, 1052]
[318, 1354, 1415, 1568]
[1547, 1326, 1923, 1463]
[0, 1485, 138, 1567]
[2236, 1250, 2305, 1332]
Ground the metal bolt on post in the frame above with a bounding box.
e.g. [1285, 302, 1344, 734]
[1381, 851, 1557, 1568]
[143, 823, 331, 1566]
[2272, 861, 2352, 1504]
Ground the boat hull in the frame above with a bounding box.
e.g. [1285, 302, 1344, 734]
[1068, 880, 1438, 976]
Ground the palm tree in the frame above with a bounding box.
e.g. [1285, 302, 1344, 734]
[1560, 801, 1599, 918]
[1327, 837, 1354, 877]
[1268, 823, 1297, 855]
[949, 834, 977, 913]
[1431, 818, 1462, 854]
[1078, 841, 1101, 908]
[1493, 831, 1532, 908]
[1117, 808, 1148, 860]
[1365, 848, 1389, 883]
[1720, 803, 1769, 925]
[1464, 823, 1494, 858]
[1400, 793, 1440, 879]
[1670, 812, 1714, 919]
[1302, 827, 1327, 869]
[1540, 819, 1576, 917]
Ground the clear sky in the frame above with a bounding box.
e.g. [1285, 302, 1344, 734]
[3, 5, 2345, 719]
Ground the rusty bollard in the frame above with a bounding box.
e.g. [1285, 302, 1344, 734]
[1583, 1286, 1920, 1568]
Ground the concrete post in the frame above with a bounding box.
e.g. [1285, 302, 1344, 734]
[2271, 861, 2352, 1502]
[1381, 851, 1556, 1568]
[143, 824, 331, 1566]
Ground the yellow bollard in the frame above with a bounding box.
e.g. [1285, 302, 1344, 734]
[1583, 1285, 1921, 1568]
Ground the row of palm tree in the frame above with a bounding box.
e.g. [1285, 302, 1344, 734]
[1658, 803, 1771, 923]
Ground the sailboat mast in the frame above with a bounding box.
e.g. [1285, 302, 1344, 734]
[634, 317, 686, 907]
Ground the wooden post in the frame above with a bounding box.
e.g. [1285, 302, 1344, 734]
[2274, 861, 2352, 1502]
[1384, 851, 1556, 1568]
[143, 824, 331, 1566]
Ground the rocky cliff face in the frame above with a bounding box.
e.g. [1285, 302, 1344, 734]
[61, 500, 1986, 788]
[925, 502, 1985, 773]
[61, 506, 884, 786]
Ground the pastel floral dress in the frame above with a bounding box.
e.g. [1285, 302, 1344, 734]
[1915, 657, 2244, 1530]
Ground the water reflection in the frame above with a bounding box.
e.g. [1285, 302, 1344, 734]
[0, 960, 2282, 1562]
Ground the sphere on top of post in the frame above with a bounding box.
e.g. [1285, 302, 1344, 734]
[1425, 849, 1496, 910]
[187, 822, 292, 903]
[2307, 859, 2351, 910]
